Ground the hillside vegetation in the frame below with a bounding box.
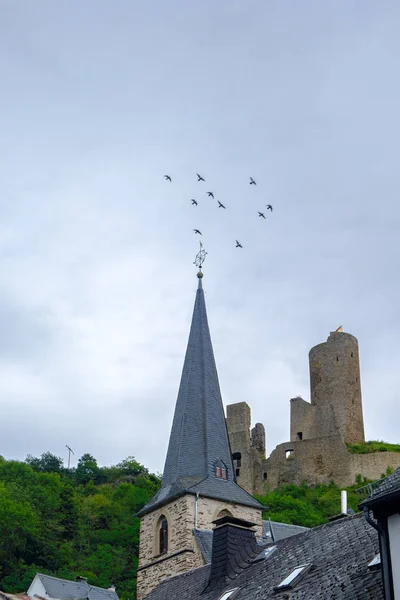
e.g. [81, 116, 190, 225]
[346, 440, 400, 454]
[0, 453, 160, 600]
[0, 452, 374, 598]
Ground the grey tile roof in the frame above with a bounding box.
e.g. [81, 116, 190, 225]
[138, 277, 261, 516]
[362, 467, 400, 505]
[193, 519, 308, 564]
[144, 514, 383, 600]
[262, 519, 309, 542]
[34, 574, 119, 600]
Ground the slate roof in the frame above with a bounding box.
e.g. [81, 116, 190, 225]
[361, 467, 400, 506]
[31, 574, 119, 600]
[262, 519, 309, 541]
[144, 514, 383, 600]
[194, 520, 309, 563]
[138, 275, 261, 516]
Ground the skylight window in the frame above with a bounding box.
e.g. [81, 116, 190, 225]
[218, 589, 239, 600]
[368, 554, 381, 570]
[275, 564, 311, 590]
[254, 545, 277, 562]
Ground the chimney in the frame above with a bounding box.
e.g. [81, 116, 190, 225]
[108, 586, 116, 592]
[203, 515, 261, 593]
[341, 490, 347, 515]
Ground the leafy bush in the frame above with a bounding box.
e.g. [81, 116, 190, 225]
[255, 481, 361, 528]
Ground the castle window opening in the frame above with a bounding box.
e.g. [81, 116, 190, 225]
[351, 352, 353, 357]
[158, 516, 168, 554]
[263, 472, 267, 481]
[232, 452, 241, 477]
[286, 450, 294, 460]
[297, 432, 303, 440]
[336, 356, 339, 362]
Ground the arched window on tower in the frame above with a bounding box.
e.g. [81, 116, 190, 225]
[158, 515, 168, 554]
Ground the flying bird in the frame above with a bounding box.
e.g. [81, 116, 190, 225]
[266, 204, 273, 212]
[207, 192, 214, 198]
[249, 177, 256, 185]
[164, 175, 172, 182]
[194, 229, 202, 235]
[218, 201, 226, 209]
[258, 212, 266, 219]
[196, 173, 205, 182]
[191, 199, 198, 206]
[235, 240, 243, 248]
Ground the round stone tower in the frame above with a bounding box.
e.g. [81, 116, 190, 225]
[309, 329, 365, 444]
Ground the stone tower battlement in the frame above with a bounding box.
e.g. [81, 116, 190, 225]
[291, 330, 365, 445]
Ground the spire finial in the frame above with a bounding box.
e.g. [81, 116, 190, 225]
[193, 241, 207, 278]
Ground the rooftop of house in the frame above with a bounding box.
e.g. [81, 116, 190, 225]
[144, 513, 382, 600]
[27, 574, 119, 600]
[363, 467, 400, 504]
[193, 520, 309, 564]
[137, 275, 261, 517]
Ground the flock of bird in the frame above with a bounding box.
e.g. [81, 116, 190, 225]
[163, 172, 273, 249]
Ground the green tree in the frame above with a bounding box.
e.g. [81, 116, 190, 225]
[76, 454, 101, 485]
[26, 452, 64, 473]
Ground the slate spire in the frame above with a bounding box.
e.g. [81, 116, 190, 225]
[138, 272, 261, 516]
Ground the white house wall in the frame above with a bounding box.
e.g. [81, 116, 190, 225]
[27, 576, 51, 600]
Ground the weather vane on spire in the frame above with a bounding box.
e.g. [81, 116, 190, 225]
[193, 241, 207, 274]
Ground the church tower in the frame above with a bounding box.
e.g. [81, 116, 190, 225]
[136, 272, 262, 599]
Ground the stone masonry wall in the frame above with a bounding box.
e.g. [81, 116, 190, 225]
[264, 435, 400, 490]
[309, 332, 365, 444]
[350, 452, 400, 483]
[226, 402, 266, 495]
[226, 403, 253, 494]
[186, 494, 262, 537]
[137, 494, 262, 599]
[290, 396, 315, 442]
[137, 495, 200, 599]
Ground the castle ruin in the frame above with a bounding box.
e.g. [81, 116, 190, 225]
[227, 329, 400, 493]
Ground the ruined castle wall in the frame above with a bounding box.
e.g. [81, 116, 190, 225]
[251, 423, 266, 495]
[349, 452, 400, 483]
[264, 435, 353, 489]
[226, 402, 253, 494]
[264, 436, 400, 490]
[309, 332, 365, 444]
[290, 397, 316, 442]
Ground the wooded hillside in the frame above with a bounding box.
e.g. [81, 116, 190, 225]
[0, 452, 369, 599]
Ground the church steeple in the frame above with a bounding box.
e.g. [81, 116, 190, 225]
[136, 271, 262, 600]
[138, 272, 260, 517]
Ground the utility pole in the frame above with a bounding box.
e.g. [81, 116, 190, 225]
[66, 445, 74, 470]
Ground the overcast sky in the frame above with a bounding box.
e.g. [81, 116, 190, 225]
[0, 1, 399, 474]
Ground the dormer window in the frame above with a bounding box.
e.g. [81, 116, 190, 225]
[214, 459, 227, 480]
